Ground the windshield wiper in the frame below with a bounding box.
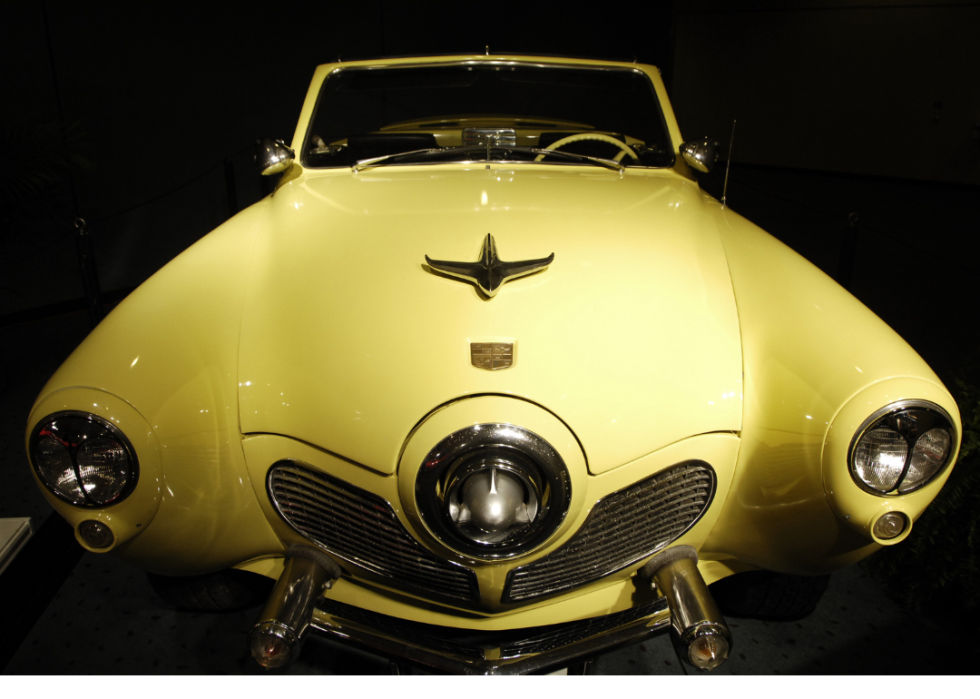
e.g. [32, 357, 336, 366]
[352, 147, 467, 172]
[500, 146, 625, 173]
[352, 144, 624, 173]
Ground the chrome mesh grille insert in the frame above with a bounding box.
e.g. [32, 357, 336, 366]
[504, 460, 715, 602]
[268, 461, 479, 604]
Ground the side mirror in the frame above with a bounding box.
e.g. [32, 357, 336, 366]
[680, 137, 719, 174]
[255, 138, 295, 175]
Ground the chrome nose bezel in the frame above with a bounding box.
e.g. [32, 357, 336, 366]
[415, 423, 571, 560]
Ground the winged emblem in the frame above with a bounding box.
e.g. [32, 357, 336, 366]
[425, 234, 554, 298]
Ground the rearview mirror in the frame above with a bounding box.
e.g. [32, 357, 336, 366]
[255, 138, 295, 175]
[680, 137, 719, 174]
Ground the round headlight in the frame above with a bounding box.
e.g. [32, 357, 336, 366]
[30, 412, 138, 507]
[416, 424, 570, 560]
[849, 401, 954, 496]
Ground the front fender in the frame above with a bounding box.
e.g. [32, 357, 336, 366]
[26, 201, 283, 574]
[701, 205, 960, 574]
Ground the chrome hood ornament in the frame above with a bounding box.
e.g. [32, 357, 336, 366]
[425, 234, 554, 298]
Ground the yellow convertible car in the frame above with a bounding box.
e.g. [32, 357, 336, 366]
[26, 55, 961, 674]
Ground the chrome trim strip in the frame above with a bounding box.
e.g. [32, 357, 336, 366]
[326, 59, 652, 74]
[308, 597, 671, 675]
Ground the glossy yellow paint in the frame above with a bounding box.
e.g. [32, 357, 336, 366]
[27, 203, 283, 575]
[24, 55, 963, 630]
[239, 56, 724, 477]
[700, 205, 961, 574]
[238, 165, 742, 475]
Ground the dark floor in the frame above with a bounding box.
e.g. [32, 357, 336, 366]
[0, 307, 970, 678]
[0, 543, 950, 676]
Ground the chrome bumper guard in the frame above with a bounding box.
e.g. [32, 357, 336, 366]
[252, 544, 730, 673]
[309, 596, 672, 674]
[638, 545, 732, 670]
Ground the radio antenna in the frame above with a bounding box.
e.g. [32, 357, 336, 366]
[721, 119, 736, 208]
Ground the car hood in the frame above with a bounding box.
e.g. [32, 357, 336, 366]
[238, 166, 742, 475]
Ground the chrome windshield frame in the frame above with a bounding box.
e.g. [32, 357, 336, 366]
[302, 59, 675, 171]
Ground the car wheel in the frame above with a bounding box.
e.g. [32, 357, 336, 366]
[147, 569, 274, 612]
[710, 571, 830, 621]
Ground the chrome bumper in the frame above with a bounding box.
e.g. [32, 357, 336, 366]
[251, 544, 731, 673]
[308, 597, 672, 675]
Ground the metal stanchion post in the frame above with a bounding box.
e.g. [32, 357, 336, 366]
[74, 218, 103, 327]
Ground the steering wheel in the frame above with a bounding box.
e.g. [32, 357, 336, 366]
[534, 133, 640, 163]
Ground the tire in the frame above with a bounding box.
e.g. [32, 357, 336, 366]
[147, 568, 274, 612]
[710, 570, 830, 621]
[564, 659, 596, 675]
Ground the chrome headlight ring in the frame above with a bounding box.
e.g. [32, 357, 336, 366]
[415, 423, 571, 561]
[848, 400, 956, 496]
[29, 411, 139, 507]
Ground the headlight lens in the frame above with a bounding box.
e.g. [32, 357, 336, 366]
[34, 430, 86, 504]
[900, 428, 952, 493]
[853, 427, 908, 491]
[30, 412, 138, 507]
[849, 402, 954, 496]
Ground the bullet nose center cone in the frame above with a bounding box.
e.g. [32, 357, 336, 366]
[462, 468, 526, 533]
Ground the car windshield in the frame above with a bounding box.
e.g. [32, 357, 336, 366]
[303, 63, 675, 169]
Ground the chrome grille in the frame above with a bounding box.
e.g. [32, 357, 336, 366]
[504, 460, 715, 602]
[268, 461, 479, 604]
